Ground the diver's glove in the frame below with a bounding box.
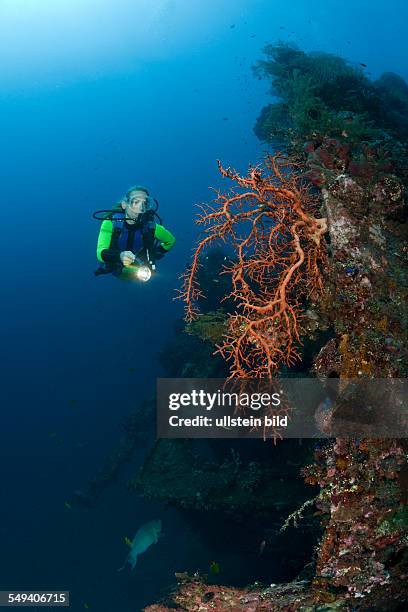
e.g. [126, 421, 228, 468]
[120, 250, 136, 266]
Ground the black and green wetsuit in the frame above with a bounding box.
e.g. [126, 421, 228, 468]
[96, 215, 176, 280]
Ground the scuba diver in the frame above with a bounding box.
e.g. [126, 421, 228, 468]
[94, 185, 175, 281]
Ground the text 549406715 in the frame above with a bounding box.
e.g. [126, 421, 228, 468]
[0, 592, 69, 607]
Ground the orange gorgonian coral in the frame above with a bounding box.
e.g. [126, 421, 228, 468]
[180, 154, 327, 378]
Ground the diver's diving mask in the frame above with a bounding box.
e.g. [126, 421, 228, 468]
[128, 195, 147, 212]
[125, 194, 148, 221]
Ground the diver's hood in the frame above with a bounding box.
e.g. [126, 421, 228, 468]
[125, 184, 149, 198]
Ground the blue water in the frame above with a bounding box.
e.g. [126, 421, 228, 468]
[1, 1, 407, 610]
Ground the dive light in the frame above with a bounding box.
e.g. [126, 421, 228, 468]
[135, 265, 152, 282]
[133, 248, 156, 282]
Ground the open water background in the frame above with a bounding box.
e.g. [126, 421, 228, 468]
[0, 1, 407, 609]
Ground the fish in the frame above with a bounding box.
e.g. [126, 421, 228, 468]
[64, 501, 72, 510]
[123, 536, 132, 547]
[210, 561, 220, 575]
[360, 63, 367, 68]
[118, 519, 162, 571]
